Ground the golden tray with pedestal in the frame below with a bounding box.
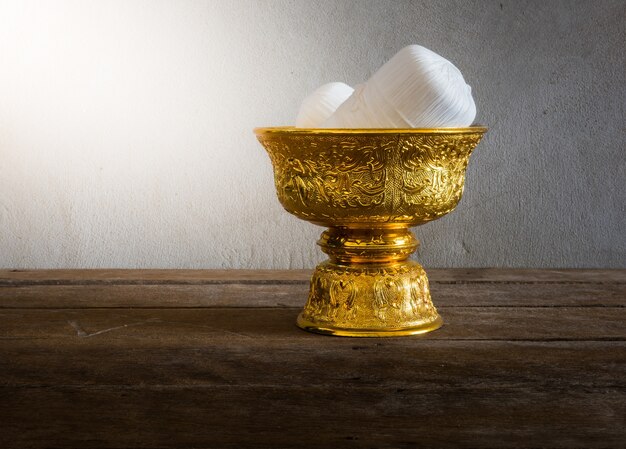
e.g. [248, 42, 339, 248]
[255, 127, 487, 337]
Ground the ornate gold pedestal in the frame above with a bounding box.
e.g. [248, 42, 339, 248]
[300, 227, 440, 336]
[255, 127, 487, 337]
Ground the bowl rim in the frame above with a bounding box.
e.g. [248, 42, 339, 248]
[254, 126, 488, 135]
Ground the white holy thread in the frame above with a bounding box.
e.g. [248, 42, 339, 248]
[322, 45, 476, 128]
[295, 82, 354, 128]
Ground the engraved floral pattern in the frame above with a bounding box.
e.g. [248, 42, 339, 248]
[301, 261, 438, 330]
[399, 135, 479, 220]
[257, 132, 483, 225]
[265, 136, 391, 211]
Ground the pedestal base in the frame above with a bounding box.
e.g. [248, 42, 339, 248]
[298, 259, 442, 337]
[297, 314, 443, 337]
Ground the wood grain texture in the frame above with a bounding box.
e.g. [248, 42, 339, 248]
[1, 282, 625, 308]
[2, 268, 625, 284]
[1, 269, 625, 449]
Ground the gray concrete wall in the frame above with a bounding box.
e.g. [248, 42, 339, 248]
[0, 0, 624, 268]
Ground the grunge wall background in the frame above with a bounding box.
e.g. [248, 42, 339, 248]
[0, 0, 624, 268]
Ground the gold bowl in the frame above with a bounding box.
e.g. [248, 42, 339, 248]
[255, 126, 487, 336]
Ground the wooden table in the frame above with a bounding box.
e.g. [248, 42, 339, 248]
[1, 269, 625, 448]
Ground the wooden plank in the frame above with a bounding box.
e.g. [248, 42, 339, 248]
[0, 282, 624, 308]
[0, 284, 307, 309]
[1, 268, 625, 285]
[2, 337, 623, 388]
[1, 385, 623, 449]
[0, 307, 624, 342]
[0, 269, 313, 284]
[427, 267, 626, 284]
